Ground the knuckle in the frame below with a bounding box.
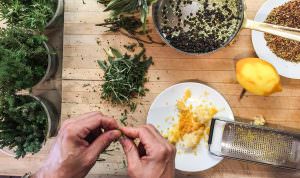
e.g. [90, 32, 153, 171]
[158, 146, 169, 158]
[63, 126, 75, 138]
[168, 144, 176, 156]
[166, 145, 173, 154]
[139, 126, 149, 133]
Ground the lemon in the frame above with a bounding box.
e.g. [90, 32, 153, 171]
[236, 58, 282, 96]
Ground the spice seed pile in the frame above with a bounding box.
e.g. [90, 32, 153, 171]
[160, 0, 242, 53]
[265, 0, 300, 62]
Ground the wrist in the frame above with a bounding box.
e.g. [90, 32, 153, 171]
[32, 166, 64, 178]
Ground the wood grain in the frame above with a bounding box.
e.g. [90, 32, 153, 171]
[1, 0, 300, 177]
[60, 0, 300, 177]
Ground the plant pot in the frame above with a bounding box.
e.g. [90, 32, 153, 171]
[34, 42, 58, 87]
[0, 95, 59, 157]
[46, 0, 64, 28]
[31, 95, 59, 138]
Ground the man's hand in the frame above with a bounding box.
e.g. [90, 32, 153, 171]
[34, 112, 121, 178]
[120, 125, 176, 178]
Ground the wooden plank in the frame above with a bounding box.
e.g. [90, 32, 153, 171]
[62, 80, 300, 97]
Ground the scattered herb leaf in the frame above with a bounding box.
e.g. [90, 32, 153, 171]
[124, 43, 137, 52]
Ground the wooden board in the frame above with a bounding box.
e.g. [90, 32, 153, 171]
[0, 0, 300, 177]
[61, 0, 300, 177]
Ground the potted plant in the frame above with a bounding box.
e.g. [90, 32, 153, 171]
[0, 92, 59, 158]
[0, 0, 64, 30]
[0, 27, 57, 92]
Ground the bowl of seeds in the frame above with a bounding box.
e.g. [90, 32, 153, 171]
[252, 0, 300, 79]
[152, 0, 244, 54]
[153, 0, 300, 55]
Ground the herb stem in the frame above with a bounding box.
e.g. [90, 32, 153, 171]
[119, 29, 165, 45]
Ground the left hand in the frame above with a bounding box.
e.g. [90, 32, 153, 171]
[33, 112, 121, 178]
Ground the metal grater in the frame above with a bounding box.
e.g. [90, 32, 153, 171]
[208, 118, 300, 169]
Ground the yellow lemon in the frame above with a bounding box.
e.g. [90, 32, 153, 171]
[236, 58, 282, 96]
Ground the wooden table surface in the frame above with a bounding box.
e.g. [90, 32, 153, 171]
[1, 0, 300, 177]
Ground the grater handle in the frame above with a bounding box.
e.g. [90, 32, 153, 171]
[296, 140, 300, 169]
[208, 118, 217, 145]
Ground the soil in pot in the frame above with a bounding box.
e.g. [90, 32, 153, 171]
[0, 27, 49, 92]
[0, 92, 47, 158]
[0, 0, 58, 31]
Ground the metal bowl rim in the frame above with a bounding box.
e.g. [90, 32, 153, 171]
[151, 0, 245, 55]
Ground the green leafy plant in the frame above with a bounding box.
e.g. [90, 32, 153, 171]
[0, 0, 57, 31]
[99, 0, 156, 31]
[98, 47, 152, 111]
[0, 92, 47, 158]
[96, 15, 142, 34]
[0, 27, 48, 92]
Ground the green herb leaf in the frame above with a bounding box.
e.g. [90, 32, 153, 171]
[0, 0, 57, 31]
[109, 47, 123, 58]
[0, 27, 48, 92]
[0, 93, 47, 159]
[99, 0, 155, 32]
[98, 47, 152, 109]
[97, 60, 108, 71]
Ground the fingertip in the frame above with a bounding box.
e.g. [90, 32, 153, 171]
[101, 117, 119, 130]
[108, 130, 122, 141]
[119, 127, 139, 138]
[118, 136, 133, 152]
[119, 126, 127, 131]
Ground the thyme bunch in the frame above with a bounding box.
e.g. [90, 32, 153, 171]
[98, 47, 152, 111]
[0, 93, 47, 159]
[0, 27, 48, 92]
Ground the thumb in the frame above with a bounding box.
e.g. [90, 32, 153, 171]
[119, 136, 141, 167]
[87, 130, 121, 158]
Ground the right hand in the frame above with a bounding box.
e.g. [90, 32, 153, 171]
[119, 125, 176, 178]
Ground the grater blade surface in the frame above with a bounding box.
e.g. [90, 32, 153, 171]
[208, 119, 300, 169]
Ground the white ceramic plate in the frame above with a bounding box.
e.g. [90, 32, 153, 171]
[146, 82, 234, 172]
[252, 0, 300, 79]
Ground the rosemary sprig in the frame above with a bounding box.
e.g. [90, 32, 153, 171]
[98, 47, 152, 111]
[96, 16, 142, 34]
